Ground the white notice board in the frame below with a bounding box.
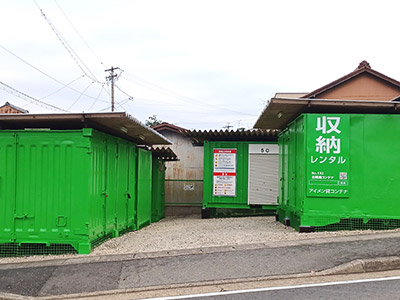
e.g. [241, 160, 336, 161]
[213, 149, 237, 196]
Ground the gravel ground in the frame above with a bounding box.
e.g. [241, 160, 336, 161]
[1, 215, 398, 264]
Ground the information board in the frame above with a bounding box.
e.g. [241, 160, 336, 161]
[213, 149, 237, 196]
[306, 115, 350, 198]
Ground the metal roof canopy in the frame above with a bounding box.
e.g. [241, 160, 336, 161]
[254, 98, 400, 130]
[150, 146, 179, 161]
[182, 128, 280, 146]
[0, 112, 171, 145]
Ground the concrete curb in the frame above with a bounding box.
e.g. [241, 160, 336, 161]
[2, 230, 400, 270]
[320, 256, 400, 275]
[1, 256, 400, 300]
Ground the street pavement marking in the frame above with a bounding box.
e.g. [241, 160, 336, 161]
[139, 275, 400, 300]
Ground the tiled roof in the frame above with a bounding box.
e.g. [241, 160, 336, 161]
[0, 101, 29, 113]
[302, 61, 400, 99]
[151, 122, 186, 134]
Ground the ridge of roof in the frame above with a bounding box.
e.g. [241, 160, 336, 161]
[302, 61, 400, 99]
[151, 122, 186, 134]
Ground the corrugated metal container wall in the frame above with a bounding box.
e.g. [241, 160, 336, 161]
[0, 129, 137, 255]
[136, 148, 152, 229]
[278, 113, 400, 231]
[151, 158, 165, 223]
[203, 141, 278, 211]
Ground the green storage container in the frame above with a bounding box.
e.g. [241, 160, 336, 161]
[278, 113, 400, 232]
[202, 141, 279, 215]
[136, 148, 152, 229]
[151, 158, 165, 223]
[0, 128, 137, 255]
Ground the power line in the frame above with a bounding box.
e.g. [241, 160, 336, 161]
[0, 43, 108, 103]
[121, 72, 255, 116]
[33, 0, 101, 84]
[87, 84, 106, 111]
[54, 0, 104, 66]
[51, 1, 112, 103]
[39, 75, 84, 99]
[0, 80, 68, 112]
[114, 83, 134, 100]
[68, 81, 95, 110]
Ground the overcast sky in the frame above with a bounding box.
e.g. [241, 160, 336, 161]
[1, 0, 400, 129]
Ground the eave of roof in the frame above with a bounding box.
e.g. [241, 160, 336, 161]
[0, 112, 171, 145]
[302, 61, 400, 99]
[254, 97, 400, 130]
[182, 128, 280, 145]
[150, 146, 179, 161]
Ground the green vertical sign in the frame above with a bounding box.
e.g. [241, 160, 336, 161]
[306, 114, 349, 198]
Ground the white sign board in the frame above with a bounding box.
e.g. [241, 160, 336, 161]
[213, 149, 237, 173]
[213, 149, 237, 196]
[213, 173, 236, 196]
[248, 144, 279, 155]
[184, 184, 195, 191]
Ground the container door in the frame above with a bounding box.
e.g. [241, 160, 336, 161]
[137, 148, 152, 229]
[0, 132, 17, 242]
[248, 144, 279, 205]
[127, 145, 137, 228]
[115, 142, 130, 232]
[105, 140, 118, 234]
[13, 132, 78, 241]
[13, 133, 38, 240]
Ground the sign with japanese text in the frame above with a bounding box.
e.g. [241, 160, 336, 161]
[306, 115, 349, 197]
[213, 149, 237, 196]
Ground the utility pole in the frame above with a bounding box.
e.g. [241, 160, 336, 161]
[105, 66, 120, 112]
[222, 122, 233, 130]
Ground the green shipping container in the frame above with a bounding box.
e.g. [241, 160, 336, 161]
[151, 158, 166, 223]
[203, 141, 279, 214]
[136, 148, 152, 229]
[278, 113, 400, 232]
[0, 129, 137, 255]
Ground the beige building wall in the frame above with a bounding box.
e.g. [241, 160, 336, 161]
[161, 131, 203, 216]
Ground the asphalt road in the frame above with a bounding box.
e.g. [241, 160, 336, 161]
[1, 236, 400, 297]
[167, 276, 400, 300]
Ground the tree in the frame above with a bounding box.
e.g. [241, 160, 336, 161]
[145, 114, 163, 127]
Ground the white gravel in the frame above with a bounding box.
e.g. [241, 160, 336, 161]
[1, 215, 398, 264]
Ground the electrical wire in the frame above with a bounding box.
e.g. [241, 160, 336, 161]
[39, 75, 84, 99]
[87, 83, 106, 111]
[0, 44, 108, 103]
[68, 81, 95, 110]
[0, 80, 68, 112]
[52, 0, 113, 102]
[114, 83, 134, 100]
[33, 0, 101, 84]
[121, 72, 256, 116]
[54, 0, 104, 65]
